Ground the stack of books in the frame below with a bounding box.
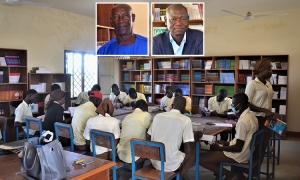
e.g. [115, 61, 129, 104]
[172, 61, 180, 69]
[134, 75, 140, 81]
[142, 72, 150, 82]
[280, 87, 287, 99]
[239, 60, 256, 69]
[194, 87, 204, 94]
[205, 72, 219, 82]
[193, 97, 199, 105]
[238, 73, 250, 83]
[192, 60, 204, 69]
[123, 84, 135, 92]
[157, 61, 171, 69]
[279, 105, 286, 115]
[181, 74, 190, 81]
[30, 83, 46, 93]
[30, 67, 52, 73]
[273, 91, 279, 99]
[140, 62, 151, 70]
[281, 62, 288, 69]
[157, 74, 165, 81]
[220, 73, 234, 83]
[166, 73, 177, 81]
[179, 59, 190, 69]
[205, 84, 212, 95]
[278, 75, 287, 84]
[4, 56, 21, 66]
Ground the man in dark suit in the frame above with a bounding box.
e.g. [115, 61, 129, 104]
[152, 4, 203, 55]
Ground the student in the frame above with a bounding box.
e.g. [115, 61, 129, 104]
[14, 89, 38, 136]
[43, 89, 65, 137]
[72, 91, 102, 150]
[147, 96, 202, 177]
[152, 4, 203, 55]
[207, 89, 232, 117]
[122, 88, 147, 107]
[83, 98, 120, 159]
[159, 86, 174, 111]
[117, 100, 152, 168]
[200, 93, 258, 180]
[168, 88, 192, 114]
[44, 84, 61, 112]
[109, 84, 127, 108]
[75, 84, 101, 106]
[97, 4, 148, 55]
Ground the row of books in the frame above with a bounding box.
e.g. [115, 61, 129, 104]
[193, 96, 205, 106]
[140, 62, 151, 70]
[0, 90, 23, 100]
[238, 73, 252, 83]
[122, 62, 135, 70]
[138, 84, 152, 93]
[220, 73, 234, 83]
[183, 4, 204, 20]
[271, 62, 288, 69]
[194, 72, 202, 82]
[181, 74, 190, 81]
[270, 74, 287, 84]
[239, 60, 256, 69]
[124, 73, 129, 81]
[153, 8, 166, 21]
[157, 61, 171, 69]
[214, 85, 234, 97]
[142, 73, 151, 82]
[194, 87, 205, 94]
[205, 72, 219, 82]
[237, 87, 245, 93]
[205, 84, 212, 95]
[215, 59, 235, 69]
[123, 84, 135, 92]
[172, 59, 190, 69]
[174, 84, 190, 95]
[0, 56, 21, 66]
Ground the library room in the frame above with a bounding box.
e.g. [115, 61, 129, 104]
[0, 0, 300, 179]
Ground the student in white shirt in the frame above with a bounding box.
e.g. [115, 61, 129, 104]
[167, 88, 192, 114]
[14, 89, 38, 135]
[207, 89, 232, 117]
[147, 96, 202, 177]
[109, 84, 127, 108]
[200, 93, 258, 180]
[122, 88, 147, 107]
[83, 98, 120, 160]
[159, 86, 174, 111]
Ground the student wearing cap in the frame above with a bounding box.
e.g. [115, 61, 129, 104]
[72, 91, 102, 150]
[75, 84, 101, 106]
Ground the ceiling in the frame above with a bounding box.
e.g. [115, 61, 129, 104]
[2, 0, 300, 18]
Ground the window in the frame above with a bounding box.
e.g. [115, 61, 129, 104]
[64, 50, 98, 98]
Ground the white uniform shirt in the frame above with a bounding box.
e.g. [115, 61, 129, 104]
[71, 101, 97, 145]
[245, 77, 274, 117]
[44, 94, 50, 112]
[117, 108, 153, 163]
[147, 109, 194, 172]
[208, 96, 232, 114]
[109, 91, 127, 108]
[15, 100, 33, 123]
[83, 113, 120, 155]
[122, 92, 147, 105]
[160, 94, 174, 110]
[223, 108, 258, 163]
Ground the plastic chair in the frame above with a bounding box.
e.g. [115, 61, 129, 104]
[25, 117, 43, 139]
[54, 122, 76, 152]
[130, 138, 180, 180]
[219, 130, 265, 180]
[90, 129, 126, 180]
[0, 116, 8, 143]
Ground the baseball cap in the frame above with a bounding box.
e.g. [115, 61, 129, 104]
[89, 91, 102, 100]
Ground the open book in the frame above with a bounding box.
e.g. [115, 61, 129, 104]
[264, 117, 286, 135]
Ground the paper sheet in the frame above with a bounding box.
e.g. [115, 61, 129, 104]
[0, 145, 23, 150]
[68, 107, 77, 117]
[213, 123, 233, 127]
[200, 135, 214, 141]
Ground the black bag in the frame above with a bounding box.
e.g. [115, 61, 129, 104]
[21, 137, 69, 180]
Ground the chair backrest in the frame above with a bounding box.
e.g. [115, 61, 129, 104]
[54, 122, 74, 152]
[250, 130, 265, 166]
[25, 117, 43, 138]
[0, 116, 7, 143]
[90, 129, 116, 161]
[130, 138, 166, 179]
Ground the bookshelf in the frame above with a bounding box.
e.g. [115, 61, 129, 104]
[28, 73, 71, 115]
[152, 3, 204, 37]
[119, 58, 152, 103]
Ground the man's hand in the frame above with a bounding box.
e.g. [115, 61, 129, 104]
[210, 110, 218, 116]
[227, 114, 239, 120]
[210, 143, 223, 151]
[194, 131, 203, 140]
[265, 109, 274, 118]
[216, 140, 229, 146]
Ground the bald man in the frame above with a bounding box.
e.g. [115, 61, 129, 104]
[97, 4, 148, 55]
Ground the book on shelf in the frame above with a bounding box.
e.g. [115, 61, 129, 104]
[270, 74, 278, 84]
[281, 62, 288, 69]
[0, 57, 7, 66]
[274, 62, 282, 69]
[264, 117, 286, 135]
[204, 60, 212, 69]
[5, 56, 21, 66]
[153, 27, 167, 36]
[216, 59, 235, 69]
[220, 73, 234, 83]
[205, 84, 212, 95]
[278, 75, 287, 84]
[279, 105, 286, 115]
[280, 87, 287, 99]
[192, 60, 204, 68]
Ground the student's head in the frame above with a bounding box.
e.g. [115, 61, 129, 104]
[231, 93, 249, 115]
[165, 86, 173, 98]
[173, 96, 186, 114]
[51, 84, 61, 92]
[91, 84, 101, 91]
[165, 4, 189, 38]
[110, 4, 135, 37]
[254, 58, 272, 79]
[216, 89, 228, 102]
[25, 89, 38, 104]
[128, 88, 137, 99]
[111, 84, 120, 96]
[89, 91, 103, 107]
[174, 88, 183, 97]
[96, 98, 114, 116]
[135, 99, 148, 111]
[50, 89, 65, 105]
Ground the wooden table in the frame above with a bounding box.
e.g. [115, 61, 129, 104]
[0, 150, 116, 180]
[112, 108, 133, 117]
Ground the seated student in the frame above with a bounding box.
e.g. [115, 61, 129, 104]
[72, 91, 102, 151]
[44, 84, 61, 112]
[83, 98, 120, 159]
[207, 89, 232, 117]
[147, 96, 202, 177]
[122, 88, 147, 107]
[14, 89, 38, 135]
[109, 84, 127, 108]
[43, 89, 65, 138]
[200, 93, 258, 180]
[159, 86, 174, 111]
[117, 100, 152, 168]
[75, 84, 101, 106]
[168, 88, 192, 114]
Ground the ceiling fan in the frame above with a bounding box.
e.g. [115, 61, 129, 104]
[0, 0, 52, 7]
[222, 0, 287, 21]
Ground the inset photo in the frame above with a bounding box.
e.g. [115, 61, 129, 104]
[96, 3, 149, 56]
[151, 3, 204, 56]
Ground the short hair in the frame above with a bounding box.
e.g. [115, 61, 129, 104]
[232, 93, 249, 106]
[26, 89, 38, 97]
[91, 84, 101, 91]
[219, 89, 228, 96]
[165, 86, 172, 91]
[128, 88, 136, 95]
[175, 88, 182, 94]
[51, 84, 61, 91]
[173, 96, 186, 110]
[111, 84, 119, 89]
[166, 4, 188, 15]
[135, 100, 148, 111]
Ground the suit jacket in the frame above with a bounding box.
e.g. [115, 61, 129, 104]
[152, 28, 203, 55]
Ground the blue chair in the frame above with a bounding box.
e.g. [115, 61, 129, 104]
[90, 129, 126, 180]
[0, 116, 8, 143]
[25, 117, 43, 139]
[130, 138, 180, 180]
[261, 129, 276, 180]
[54, 122, 75, 152]
[219, 130, 265, 180]
[192, 142, 201, 180]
